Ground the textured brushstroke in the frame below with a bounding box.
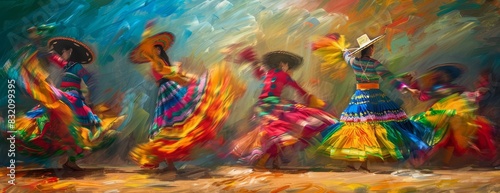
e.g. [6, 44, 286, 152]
[0, 0, 498, 191]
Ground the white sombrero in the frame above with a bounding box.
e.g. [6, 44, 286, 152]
[350, 34, 385, 54]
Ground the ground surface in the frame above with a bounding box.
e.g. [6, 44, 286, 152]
[1, 165, 499, 193]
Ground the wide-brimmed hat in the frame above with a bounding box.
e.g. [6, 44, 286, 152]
[129, 32, 175, 64]
[262, 51, 303, 70]
[350, 34, 385, 55]
[416, 63, 466, 90]
[48, 37, 94, 64]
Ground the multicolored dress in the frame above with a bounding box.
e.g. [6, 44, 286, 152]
[129, 56, 245, 168]
[410, 84, 496, 159]
[230, 67, 337, 165]
[9, 49, 118, 162]
[318, 50, 429, 162]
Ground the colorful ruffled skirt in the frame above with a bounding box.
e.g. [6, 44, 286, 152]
[148, 74, 207, 137]
[129, 63, 245, 167]
[410, 93, 496, 159]
[230, 96, 337, 165]
[7, 51, 122, 161]
[318, 88, 429, 162]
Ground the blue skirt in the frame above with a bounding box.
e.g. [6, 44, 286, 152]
[319, 89, 429, 161]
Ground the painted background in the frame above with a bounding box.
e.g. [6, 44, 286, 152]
[0, 0, 499, 168]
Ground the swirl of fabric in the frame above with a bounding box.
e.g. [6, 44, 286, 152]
[230, 64, 338, 167]
[129, 53, 246, 167]
[410, 83, 496, 161]
[317, 50, 429, 162]
[9, 47, 122, 164]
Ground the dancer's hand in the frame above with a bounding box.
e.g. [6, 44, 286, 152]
[405, 87, 421, 97]
[183, 73, 197, 81]
[400, 72, 415, 84]
[477, 87, 489, 95]
[326, 33, 341, 40]
[172, 61, 183, 73]
[27, 24, 55, 46]
[173, 61, 182, 67]
[173, 62, 196, 80]
[236, 47, 260, 66]
[237, 47, 259, 64]
[27, 26, 41, 40]
[27, 26, 46, 49]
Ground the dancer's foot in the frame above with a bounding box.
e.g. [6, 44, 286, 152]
[272, 158, 280, 170]
[252, 154, 270, 171]
[253, 161, 268, 172]
[410, 150, 428, 168]
[360, 161, 372, 173]
[360, 165, 371, 173]
[409, 157, 425, 169]
[164, 160, 177, 172]
[344, 165, 358, 172]
[63, 160, 84, 171]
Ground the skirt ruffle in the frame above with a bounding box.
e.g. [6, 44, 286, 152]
[231, 96, 337, 165]
[129, 63, 245, 167]
[8, 51, 121, 161]
[319, 89, 429, 162]
[149, 73, 208, 137]
[410, 93, 496, 159]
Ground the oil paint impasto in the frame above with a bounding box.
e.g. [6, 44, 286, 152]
[1, 0, 499, 192]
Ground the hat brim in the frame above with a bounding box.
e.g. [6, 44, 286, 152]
[129, 32, 175, 64]
[350, 34, 385, 55]
[416, 63, 466, 90]
[262, 51, 303, 70]
[48, 37, 94, 64]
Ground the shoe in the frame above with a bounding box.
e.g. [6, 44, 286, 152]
[63, 160, 84, 171]
[360, 166, 371, 173]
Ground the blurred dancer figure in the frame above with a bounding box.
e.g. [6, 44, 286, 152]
[129, 23, 245, 172]
[229, 48, 337, 170]
[313, 33, 429, 172]
[409, 64, 496, 168]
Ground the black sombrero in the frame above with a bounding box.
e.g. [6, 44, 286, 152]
[48, 37, 94, 64]
[129, 32, 175, 64]
[262, 51, 303, 70]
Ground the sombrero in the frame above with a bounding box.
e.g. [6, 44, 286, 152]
[262, 51, 303, 70]
[350, 34, 385, 55]
[129, 32, 175, 64]
[416, 63, 466, 90]
[48, 37, 94, 64]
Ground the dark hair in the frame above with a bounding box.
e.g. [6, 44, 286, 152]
[264, 55, 302, 70]
[361, 45, 374, 57]
[154, 45, 171, 66]
[435, 70, 452, 84]
[272, 57, 295, 69]
[62, 45, 76, 62]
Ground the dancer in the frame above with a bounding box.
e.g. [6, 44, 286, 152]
[313, 33, 428, 172]
[128, 25, 245, 172]
[8, 26, 123, 171]
[229, 48, 337, 170]
[409, 64, 496, 168]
